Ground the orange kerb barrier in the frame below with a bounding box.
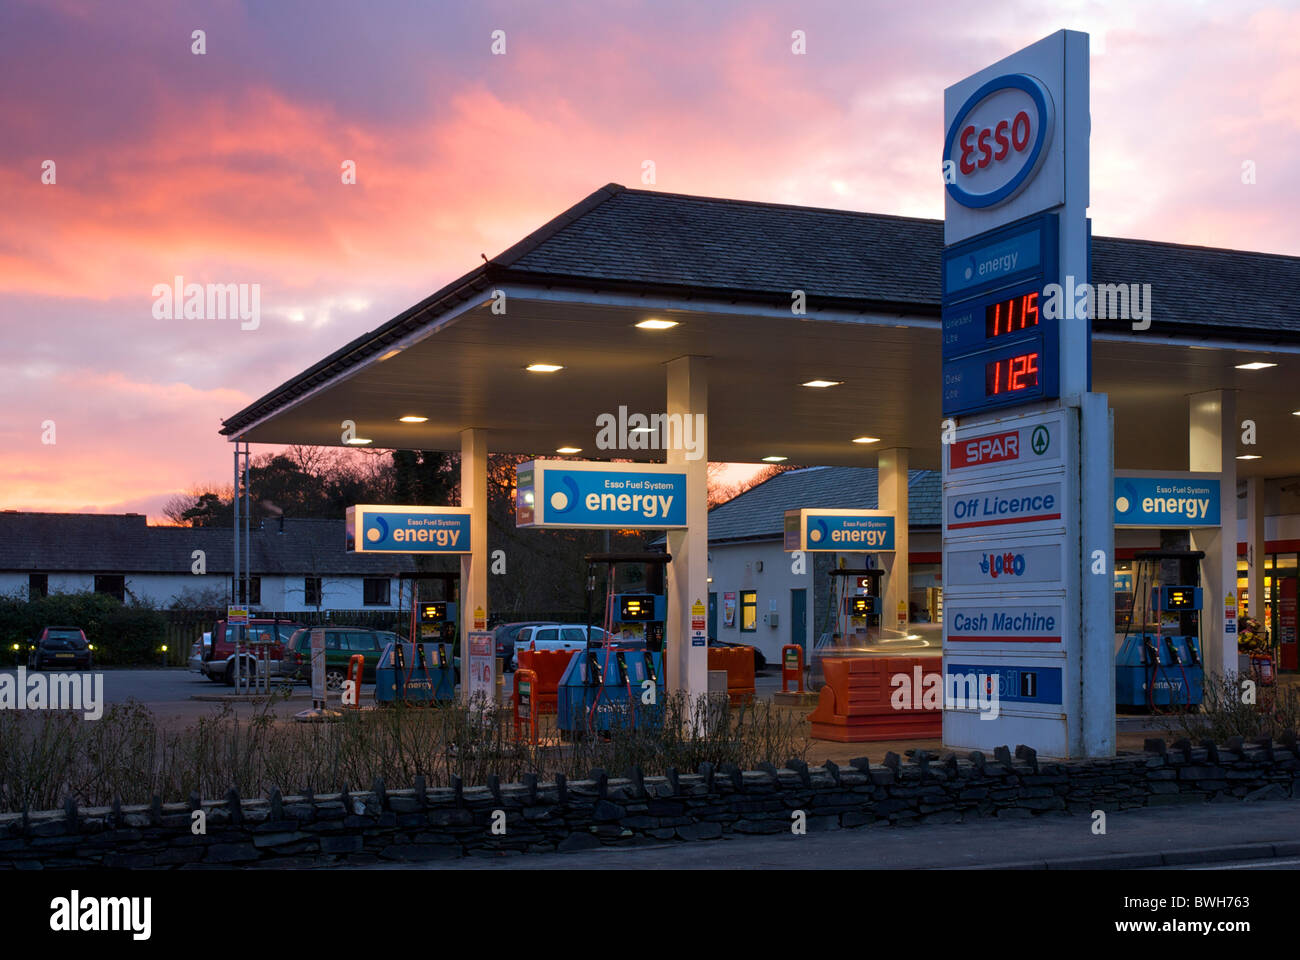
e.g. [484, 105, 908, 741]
[807, 656, 942, 742]
[707, 646, 755, 705]
[515, 649, 572, 714]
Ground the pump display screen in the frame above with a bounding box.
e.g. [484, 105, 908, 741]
[844, 596, 879, 616]
[1164, 587, 1198, 610]
[618, 594, 657, 621]
[984, 291, 1039, 339]
[419, 602, 448, 622]
[985, 352, 1040, 397]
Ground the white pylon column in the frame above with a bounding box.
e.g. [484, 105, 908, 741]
[877, 449, 910, 630]
[666, 356, 708, 699]
[459, 428, 489, 703]
[1189, 390, 1238, 676]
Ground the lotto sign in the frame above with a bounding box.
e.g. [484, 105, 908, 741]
[945, 538, 1064, 590]
[783, 509, 895, 552]
[515, 460, 686, 529]
[346, 505, 472, 553]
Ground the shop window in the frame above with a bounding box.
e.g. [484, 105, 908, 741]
[363, 578, 391, 606]
[28, 574, 48, 599]
[740, 591, 757, 633]
[94, 575, 125, 602]
[305, 577, 322, 606]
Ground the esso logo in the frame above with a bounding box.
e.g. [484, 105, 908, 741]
[944, 73, 1054, 209]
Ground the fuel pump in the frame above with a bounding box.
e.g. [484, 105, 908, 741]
[1116, 550, 1205, 711]
[827, 569, 885, 647]
[557, 552, 669, 736]
[377, 572, 460, 705]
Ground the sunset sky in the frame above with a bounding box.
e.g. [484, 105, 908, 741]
[2, 0, 1298, 521]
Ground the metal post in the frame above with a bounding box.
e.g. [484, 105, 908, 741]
[243, 442, 252, 693]
[232, 445, 241, 693]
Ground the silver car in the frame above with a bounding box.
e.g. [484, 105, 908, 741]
[188, 631, 211, 673]
[511, 624, 608, 669]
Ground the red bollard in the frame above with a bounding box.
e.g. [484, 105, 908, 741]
[514, 668, 538, 744]
[345, 654, 365, 707]
[781, 644, 804, 693]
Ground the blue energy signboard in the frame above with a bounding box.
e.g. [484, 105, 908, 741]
[940, 213, 1059, 417]
[783, 509, 895, 552]
[515, 460, 687, 529]
[346, 505, 472, 553]
[1113, 475, 1221, 527]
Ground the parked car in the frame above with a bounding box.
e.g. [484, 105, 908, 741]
[201, 618, 304, 685]
[188, 631, 211, 674]
[512, 624, 608, 669]
[280, 627, 396, 690]
[28, 626, 94, 670]
[709, 638, 767, 671]
[492, 621, 558, 670]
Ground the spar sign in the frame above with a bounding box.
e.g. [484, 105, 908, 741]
[346, 505, 471, 554]
[783, 509, 895, 552]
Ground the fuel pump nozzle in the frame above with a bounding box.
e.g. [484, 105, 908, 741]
[1164, 637, 1182, 666]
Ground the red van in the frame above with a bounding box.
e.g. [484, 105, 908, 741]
[200, 618, 304, 685]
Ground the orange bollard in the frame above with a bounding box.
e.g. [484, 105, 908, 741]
[781, 644, 804, 693]
[345, 654, 365, 707]
[514, 668, 538, 743]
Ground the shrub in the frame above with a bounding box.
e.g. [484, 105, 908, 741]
[0, 695, 809, 812]
[1166, 670, 1300, 742]
[0, 592, 166, 665]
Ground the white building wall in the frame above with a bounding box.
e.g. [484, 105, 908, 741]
[0, 571, 403, 612]
[707, 540, 813, 665]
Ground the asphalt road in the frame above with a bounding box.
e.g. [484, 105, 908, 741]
[354, 800, 1300, 870]
[0, 666, 360, 723]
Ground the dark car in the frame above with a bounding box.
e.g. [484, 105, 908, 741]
[28, 626, 93, 670]
[709, 638, 767, 671]
[281, 627, 396, 690]
[492, 621, 558, 670]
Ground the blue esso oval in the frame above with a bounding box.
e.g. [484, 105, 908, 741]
[944, 73, 1054, 209]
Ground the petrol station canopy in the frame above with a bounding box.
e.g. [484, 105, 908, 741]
[221, 184, 1300, 477]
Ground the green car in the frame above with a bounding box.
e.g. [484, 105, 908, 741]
[282, 627, 399, 691]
